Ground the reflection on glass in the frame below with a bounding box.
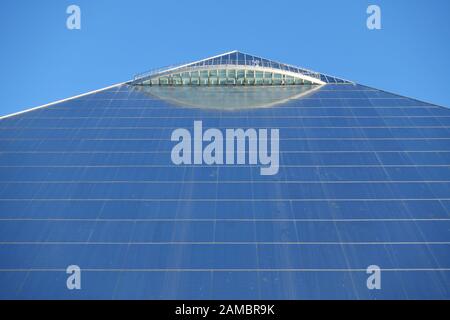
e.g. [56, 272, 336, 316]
[135, 85, 321, 111]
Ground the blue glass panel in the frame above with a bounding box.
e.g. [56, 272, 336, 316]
[1, 82, 449, 299]
[237, 52, 245, 65]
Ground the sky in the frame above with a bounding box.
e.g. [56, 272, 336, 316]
[0, 0, 449, 116]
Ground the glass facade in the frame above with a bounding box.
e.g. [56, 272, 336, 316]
[0, 55, 449, 299]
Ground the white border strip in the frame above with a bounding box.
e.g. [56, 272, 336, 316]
[0, 81, 128, 120]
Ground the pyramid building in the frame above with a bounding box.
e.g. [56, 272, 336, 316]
[0, 51, 449, 299]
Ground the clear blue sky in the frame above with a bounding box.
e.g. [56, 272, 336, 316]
[1, 0, 449, 116]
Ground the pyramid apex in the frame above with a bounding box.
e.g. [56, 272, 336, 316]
[133, 51, 352, 86]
